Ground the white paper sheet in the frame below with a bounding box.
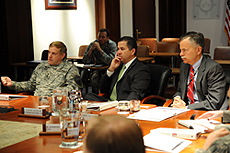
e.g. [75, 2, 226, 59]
[178, 119, 221, 133]
[143, 132, 192, 153]
[127, 107, 189, 122]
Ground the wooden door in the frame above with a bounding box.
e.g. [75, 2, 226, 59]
[133, 0, 156, 39]
[159, 0, 186, 41]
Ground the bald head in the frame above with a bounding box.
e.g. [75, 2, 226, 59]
[84, 115, 145, 153]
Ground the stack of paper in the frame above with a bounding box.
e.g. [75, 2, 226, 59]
[87, 101, 118, 111]
[0, 94, 28, 101]
[127, 107, 189, 122]
[151, 128, 201, 140]
[144, 131, 192, 152]
[178, 119, 221, 133]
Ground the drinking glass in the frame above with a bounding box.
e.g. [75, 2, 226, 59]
[80, 100, 88, 113]
[38, 96, 50, 112]
[52, 87, 67, 116]
[129, 99, 141, 113]
[59, 108, 86, 148]
[118, 101, 130, 112]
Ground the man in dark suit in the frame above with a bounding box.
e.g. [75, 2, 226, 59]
[172, 31, 228, 110]
[84, 36, 150, 101]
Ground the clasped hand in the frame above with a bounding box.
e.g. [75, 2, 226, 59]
[88, 42, 102, 57]
[171, 97, 186, 109]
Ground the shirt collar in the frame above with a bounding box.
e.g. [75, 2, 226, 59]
[192, 55, 203, 72]
[44, 60, 65, 69]
[123, 57, 136, 69]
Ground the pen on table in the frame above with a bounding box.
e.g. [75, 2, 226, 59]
[178, 121, 194, 129]
[172, 140, 184, 151]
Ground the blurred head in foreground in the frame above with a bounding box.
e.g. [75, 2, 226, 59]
[83, 115, 145, 153]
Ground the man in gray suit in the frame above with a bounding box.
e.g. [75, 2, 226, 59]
[172, 31, 228, 110]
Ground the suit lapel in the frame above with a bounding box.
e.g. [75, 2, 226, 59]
[182, 64, 190, 100]
[196, 56, 206, 89]
[119, 58, 137, 81]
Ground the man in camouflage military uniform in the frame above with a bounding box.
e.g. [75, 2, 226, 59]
[1, 41, 81, 96]
[195, 110, 230, 152]
[82, 28, 117, 94]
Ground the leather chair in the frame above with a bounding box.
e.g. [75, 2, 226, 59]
[156, 41, 179, 53]
[214, 46, 230, 60]
[155, 41, 180, 67]
[79, 45, 88, 56]
[161, 38, 179, 42]
[136, 45, 150, 57]
[225, 68, 230, 86]
[204, 38, 211, 54]
[41, 50, 48, 60]
[136, 40, 142, 45]
[214, 46, 230, 87]
[141, 64, 172, 106]
[137, 38, 157, 53]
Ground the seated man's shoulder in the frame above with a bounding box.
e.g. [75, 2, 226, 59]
[36, 61, 49, 69]
[136, 60, 148, 67]
[133, 61, 150, 73]
[108, 39, 116, 44]
[204, 56, 223, 70]
[64, 61, 78, 69]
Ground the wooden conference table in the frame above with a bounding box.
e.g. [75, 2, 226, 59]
[0, 95, 212, 153]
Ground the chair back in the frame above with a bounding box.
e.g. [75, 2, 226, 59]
[147, 64, 172, 98]
[156, 41, 179, 53]
[161, 38, 179, 42]
[225, 68, 230, 86]
[136, 45, 150, 57]
[213, 46, 230, 102]
[137, 38, 157, 53]
[136, 40, 142, 45]
[214, 46, 230, 60]
[79, 45, 88, 56]
[204, 38, 211, 54]
[41, 50, 48, 60]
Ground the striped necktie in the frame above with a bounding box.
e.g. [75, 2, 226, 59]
[187, 66, 194, 104]
[110, 65, 126, 101]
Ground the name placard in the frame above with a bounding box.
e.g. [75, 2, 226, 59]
[22, 107, 45, 116]
[81, 113, 99, 121]
[43, 124, 61, 132]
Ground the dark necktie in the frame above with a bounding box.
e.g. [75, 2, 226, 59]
[187, 66, 194, 104]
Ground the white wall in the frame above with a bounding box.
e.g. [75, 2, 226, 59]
[120, 0, 229, 58]
[31, 0, 228, 60]
[120, 0, 133, 37]
[31, 0, 96, 60]
[187, 0, 228, 57]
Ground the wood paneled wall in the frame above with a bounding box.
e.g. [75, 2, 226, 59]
[159, 0, 186, 40]
[0, 0, 34, 92]
[95, 0, 120, 43]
